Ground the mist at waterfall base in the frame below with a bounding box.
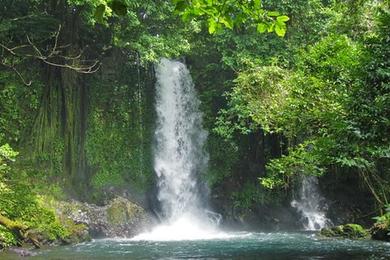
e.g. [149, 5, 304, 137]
[132, 58, 225, 241]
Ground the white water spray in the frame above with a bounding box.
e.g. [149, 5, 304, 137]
[133, 58, 225, 241]
[291, 176, 332, 231]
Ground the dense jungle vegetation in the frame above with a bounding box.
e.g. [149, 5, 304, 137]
[0, 0, 389, 247]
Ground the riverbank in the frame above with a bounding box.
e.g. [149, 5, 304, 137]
[0, 196, 152, 255]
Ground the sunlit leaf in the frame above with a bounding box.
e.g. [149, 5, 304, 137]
[277, 15, 289, 22]
[275, 22, 286, 37]
[257, 23, 267, 33]
[268, 11, 280, 17]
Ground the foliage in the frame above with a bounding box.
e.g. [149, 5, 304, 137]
[0, 224, 16, 247]
[172, 0, 289, 36]
[0, 0, 388, 235]
[0, 144, 71, 246]
[70, 0, 198, 63]
[232, 181, 281, 211]
[210, 0, 389, 217]
[204, 134, 238, 187]
[0, 72, 41, 144]
[214, 65, 288, 138]
[371, 205, 390, 241]
[88, 0, 290, 36]
[85, 59, 154, 193]
[261, 139, 331, 189]
[373, 204, 390, 227]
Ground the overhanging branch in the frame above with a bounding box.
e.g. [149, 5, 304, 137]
[0, 25, 101, 82]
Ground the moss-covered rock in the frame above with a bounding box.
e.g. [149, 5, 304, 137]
[60, 219, 90, 244]
[0, 195, 150, 251]
[320, 224, 369, 239]
[107, 197, 145, 224]
[55, 196, 152, 238]
[105, 197, 151, 236]
[370, 222, 390, 241]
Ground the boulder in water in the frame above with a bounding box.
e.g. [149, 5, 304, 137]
[320, 224, 369, 239]
[56, 196, 152, 238]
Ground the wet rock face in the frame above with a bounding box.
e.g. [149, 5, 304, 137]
[56, 197, 152, 238]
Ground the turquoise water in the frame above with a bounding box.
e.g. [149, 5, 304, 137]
[22, 232, 390, 259]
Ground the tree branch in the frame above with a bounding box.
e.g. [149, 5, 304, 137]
[0, 61, 32, 86]
[0, 25, 101, 80]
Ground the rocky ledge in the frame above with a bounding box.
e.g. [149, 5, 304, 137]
[56, 196, 152, 239]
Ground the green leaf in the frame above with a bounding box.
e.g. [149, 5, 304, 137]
[257, 23, 267, 33]
[275, 22, 286, 37]
[267, 23, 275, 32]
[208, 19, 217, 34]
[220, 16, 234, 29]
[277, 15, 289, 22]
[110, 0, 127, 16]
[94, 4, 106, 24]
[181, 11, 192, 22]
[268, 11, 280, 17]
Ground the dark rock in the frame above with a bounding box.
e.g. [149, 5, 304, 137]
[371, 222, 390, 241]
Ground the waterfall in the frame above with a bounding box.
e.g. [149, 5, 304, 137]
[154, 58, 208, 220]
[291, 176, 332, 231]
[132, 58, 224, 241]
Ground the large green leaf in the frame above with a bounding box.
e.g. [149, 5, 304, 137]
[257, 23, 267, 33]
[277, 15, 289, 22]
[275, 22, 286, 37]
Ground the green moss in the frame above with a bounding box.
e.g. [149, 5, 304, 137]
[61, 219, 90, 244]
[106, 197, 143, 225]
[343, 224, 368, 238]
[320, 224, 369, 239]
[0, 224, 17, 247]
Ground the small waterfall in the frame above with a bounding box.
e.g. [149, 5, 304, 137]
[132, 58, 224, 241]
[291, 176, 332, 231]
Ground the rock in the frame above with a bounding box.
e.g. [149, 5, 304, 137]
[370, 222, 390, 241]
[320, 224, 369, 239]
[8, 247, 37, 257]
[61, 219, 91, 244]
[105, 197, 151, 237]
[55, 196, 152, 238]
